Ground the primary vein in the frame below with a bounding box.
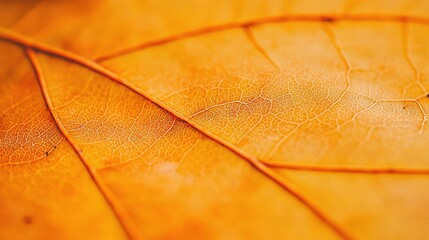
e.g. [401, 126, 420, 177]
[25, 47, 141, 240]
[1, 28, 352, 239]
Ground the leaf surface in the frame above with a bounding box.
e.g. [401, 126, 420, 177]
[1, 1, 429, 240]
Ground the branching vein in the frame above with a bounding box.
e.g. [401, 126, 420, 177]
[25, 48, 141, 240]
[94, 13, 429, 61]
[1, 28, 353, 240]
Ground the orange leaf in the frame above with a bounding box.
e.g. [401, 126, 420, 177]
[1, 1, 429, 239]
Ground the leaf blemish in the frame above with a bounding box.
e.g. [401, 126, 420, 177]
[321, 16, 334, 22]
[23, 215, 33, 225]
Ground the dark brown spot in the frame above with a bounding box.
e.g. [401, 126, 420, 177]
[45, 152, 49, 156]
[321, 16, 334, 22]
[23, 215, 33, 225]
[402, 106, 406, 110]
[426, 93, 429, 98]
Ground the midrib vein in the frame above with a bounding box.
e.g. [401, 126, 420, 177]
[25, 47, 141, 240]
[4, 19, 429, 237]
[1, 29, 353, 239]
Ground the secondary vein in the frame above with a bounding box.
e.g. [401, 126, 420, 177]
[95, 13, 429, 61]
[262, 161, 429, 174]
[25, 47, 141, 240]
[1, 29, 353, 239]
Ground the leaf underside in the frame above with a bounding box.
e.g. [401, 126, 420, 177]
[1, 1, 429, 240]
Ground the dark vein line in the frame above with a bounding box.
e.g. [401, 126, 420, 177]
[25, 47, 140, 240]
[263, 160, 429, 174]
[401, 22, 428, 133]
[1, 29, 353, 240]
[243, 26, 281, 70]
[265, 22, 353, 159]
[95, 13, 429, 62]
[322, 22, 352, 121]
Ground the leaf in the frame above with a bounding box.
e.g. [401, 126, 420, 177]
[1, 1, 429, 240]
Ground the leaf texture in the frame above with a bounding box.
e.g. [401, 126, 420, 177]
[1, 1, 429, 240]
